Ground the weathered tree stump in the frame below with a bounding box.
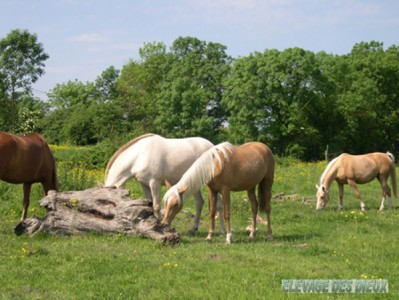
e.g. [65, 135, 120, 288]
[14, 187, 180, 244]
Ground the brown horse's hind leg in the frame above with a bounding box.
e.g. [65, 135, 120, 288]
[348, 180, 366, 211]
[22, 183, 32, 220]
[247, 188, 258, 239]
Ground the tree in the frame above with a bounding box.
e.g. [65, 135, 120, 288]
[95, 66, 120, 102]
[154, 37, 231, 142]
[223, 48, 331, 160]
[43, 68, 127, 145]
[16, 95, 48, 135]
[44, 80, 96, 144]
[48, 79, 97, 110]
[334, 42, 399, 153]
[0, 29, 49, 131]
[115, 42, 170, 135]
[38, 108, 71, 144]
[87, 101, 128, 143]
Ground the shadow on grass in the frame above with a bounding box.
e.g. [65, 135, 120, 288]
[174, 229, 321, 245]
[273, 232, 321, 242]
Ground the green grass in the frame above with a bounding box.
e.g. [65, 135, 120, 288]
[0, 160, 398, 299]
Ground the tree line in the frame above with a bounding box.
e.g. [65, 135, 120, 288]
[1, 29, 399, 161]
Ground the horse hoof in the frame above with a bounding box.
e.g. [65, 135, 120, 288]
[205, 234, 213, 242]
[14, 221, 27, 236]
[225, 233, 233, 244]
[187, 229, 196, 236]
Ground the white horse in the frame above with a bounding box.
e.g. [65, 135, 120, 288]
[104, 133, 224, 234]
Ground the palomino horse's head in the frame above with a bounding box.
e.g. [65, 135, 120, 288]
[162, 185, 187, 225]
[315, 184, 330, 210]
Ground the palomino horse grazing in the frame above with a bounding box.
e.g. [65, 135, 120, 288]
[316, 152, 397, 211]
[0, 132, 58, 220]
[162, 141, 275, 244]
[104, 133, 224, 234]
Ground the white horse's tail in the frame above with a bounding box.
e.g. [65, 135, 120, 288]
[387, 152, 397, 199]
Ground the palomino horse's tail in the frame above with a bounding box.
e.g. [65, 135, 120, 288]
[387, 152, 397, 199]
[258, 176, 272, 213]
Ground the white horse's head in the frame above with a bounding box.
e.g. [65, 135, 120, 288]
[315, 184, 330, 210]
[162, 185, 187, 225]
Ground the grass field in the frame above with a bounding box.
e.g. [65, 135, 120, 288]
[0, 157, 398, 299]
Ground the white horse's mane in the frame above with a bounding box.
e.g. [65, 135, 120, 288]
[104, 133, 154, 181]
[167, 142, 234, 204]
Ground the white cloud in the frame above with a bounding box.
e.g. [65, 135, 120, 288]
[47, 65, 83, 75]
[67, 33, 108, 43]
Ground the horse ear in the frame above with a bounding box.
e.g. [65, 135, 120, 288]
[165, 180, 172, 189]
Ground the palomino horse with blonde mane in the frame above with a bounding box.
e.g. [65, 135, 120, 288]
[162, 141, 275, 244]
[316, 152, 397, 211]
[104, 133, 224, 234]
[0, 131, 58, 220]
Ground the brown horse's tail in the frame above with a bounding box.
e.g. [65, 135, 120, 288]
[39, 135, 59, 193]
[52, 160, 59, 191]
[387, 152, 397, 199]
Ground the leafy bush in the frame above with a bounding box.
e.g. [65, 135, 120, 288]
[50, 134, 136, 169]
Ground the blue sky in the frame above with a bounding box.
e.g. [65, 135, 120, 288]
[1, 0, 398, 100]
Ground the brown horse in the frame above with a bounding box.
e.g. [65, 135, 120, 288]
[162, 141, 275, 244]
[0, 132, 58, 220]
[316, 152, 397, 211]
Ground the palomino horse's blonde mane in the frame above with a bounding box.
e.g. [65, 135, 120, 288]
[176, 142, 234, 203]
[104, 133, 155, 180]
[319, 155, 342, 186]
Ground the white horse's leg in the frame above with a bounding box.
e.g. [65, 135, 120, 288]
[149, 180, 162, 219]
[140, 183, 152, 201]
[338, 184, 344, 210]
[190, 191, 204, 235]
[216, 194, 225, 235]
